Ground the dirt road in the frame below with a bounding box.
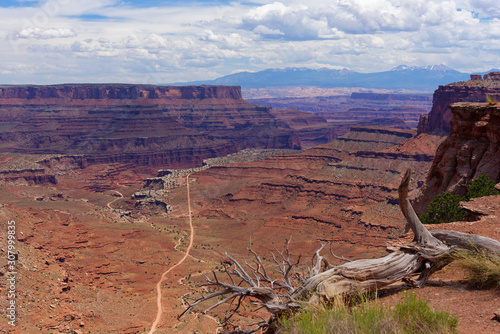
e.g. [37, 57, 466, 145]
[107, 190, 123, 209]
[148, 174, 194, 334]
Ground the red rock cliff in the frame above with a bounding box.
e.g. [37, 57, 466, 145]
[0, 84, 300, 168]
[415, 102, 500, 212]
[417, 72, 500, 134]
[0, 84, 243, 100]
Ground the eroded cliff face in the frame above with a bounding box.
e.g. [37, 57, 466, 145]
[0, 84, 243, 100]
[191, 126, 443, 252]
[0, 84, 301, 168]
[415, 102, 500, 212]
[417, 72, 500, 134]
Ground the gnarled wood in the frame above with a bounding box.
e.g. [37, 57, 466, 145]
[180, 169, 500, 333]
[430, 230, 500, 254]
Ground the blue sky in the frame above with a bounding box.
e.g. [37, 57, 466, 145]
[0, 0, 499, 84]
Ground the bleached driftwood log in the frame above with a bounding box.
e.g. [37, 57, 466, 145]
[179, 169, 500, 334]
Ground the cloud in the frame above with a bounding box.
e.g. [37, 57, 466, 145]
[469, 0, 500, 18]
[0, 0, 499, 84]
[231, 1, 478, 38]
[239, 2, 331, 40]
[13, 27, 77, 39]
[198, 30, 246, 48]
[253, 25, 284, 37]
[143, 34, 167, 50]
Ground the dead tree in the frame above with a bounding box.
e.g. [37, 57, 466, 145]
[179, 169, 500, 333]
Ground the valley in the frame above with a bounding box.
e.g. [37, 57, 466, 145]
[0, 75, 499, 333]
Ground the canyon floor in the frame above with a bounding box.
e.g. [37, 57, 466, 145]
[0, 133, 499, 334]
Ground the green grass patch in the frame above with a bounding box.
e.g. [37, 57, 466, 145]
[277, 291, 458, 334]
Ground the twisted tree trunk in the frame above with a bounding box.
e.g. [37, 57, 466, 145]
[180, 169, 500, 333]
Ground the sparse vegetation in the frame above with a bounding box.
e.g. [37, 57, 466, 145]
[180, 170, 500, 333]
[420, 191, 466, 224]
[465, 173, 500, 200]
[421, 174, 499, 224]
[486, 94, 497, 105]
[454, 250, 500, 289]
[277, 291, 458, 334]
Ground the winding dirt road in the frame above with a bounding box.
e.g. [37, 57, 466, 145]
[107, 190, 123, 209]
[148, 174, 194, 334]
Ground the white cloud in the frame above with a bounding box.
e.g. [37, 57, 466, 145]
[253, 25, 284, 36]
[13, 26, 76, 39]
[198, 30, 247, 48]
[0, 0, 499, 84]
[144, 34, 167, 50]
[239, 2, 329, 40]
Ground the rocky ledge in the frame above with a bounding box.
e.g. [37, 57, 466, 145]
[191, 126, 442, 252]
[418, 72, 500, 134]
[415, 102, 500, 212]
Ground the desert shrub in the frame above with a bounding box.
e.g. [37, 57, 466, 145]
[453, 250, 500, 289]
[420, 192, 467, 225]
[277, 291, 458, 334]
[393, 291, 458, 333]
[421, 174, 499, 224]
[465, 174, 500, 200]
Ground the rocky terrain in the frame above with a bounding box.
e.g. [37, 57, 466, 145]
[189, 126, 443, 254]
[0, 123, 445, 334]
[415, 101, 500, 211]
[418, 72, 500, 134]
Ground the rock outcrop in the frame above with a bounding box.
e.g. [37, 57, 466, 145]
[415, 102, 500, 212]
[269, 108, 339, 148]
[0, 84, 303, 168]
[417, 72, 500, 134]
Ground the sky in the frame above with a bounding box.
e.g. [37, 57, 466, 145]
[0, 0, 499, 84]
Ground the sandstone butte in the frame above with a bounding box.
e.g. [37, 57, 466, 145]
[418, 71, 500, 134]
[0, 83, 498, 333]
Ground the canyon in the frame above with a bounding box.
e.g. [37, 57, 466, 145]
[0, 81, 499, 333]
[248, 91, 432, 130]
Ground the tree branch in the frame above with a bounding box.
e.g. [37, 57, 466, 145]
[179, 168, 499, 333]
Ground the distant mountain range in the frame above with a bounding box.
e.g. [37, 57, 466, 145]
[173, 65, 498, 91]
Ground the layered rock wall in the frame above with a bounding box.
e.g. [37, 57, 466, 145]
[0, 84, 300, 168]
[415, 102, 500, 212]
[418, 72, 500, 134]
[194, 126, 441, 251]
[0, 84, 242, 100]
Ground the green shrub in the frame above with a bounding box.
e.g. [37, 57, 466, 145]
[394, 291, 458, 333]
[465, 174, 500, 200]
[421, 174, 499, 224]
[420, 192, 466, 224]
[277, 291, 458, 334]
